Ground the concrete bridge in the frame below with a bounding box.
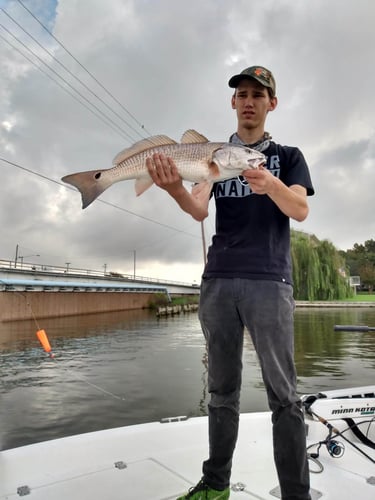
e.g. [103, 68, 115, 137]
[0, 260, 200, 321]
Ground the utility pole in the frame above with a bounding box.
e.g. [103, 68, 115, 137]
[201, 222, 207, 266]
[14, 244, 19, 268]
[133, 250, 136, 280]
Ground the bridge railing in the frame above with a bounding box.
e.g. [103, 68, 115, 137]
[0, 259, 199, 288]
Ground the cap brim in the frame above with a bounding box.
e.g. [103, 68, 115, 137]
[228, 74, 272, 91]
[228, 74, 250, 88]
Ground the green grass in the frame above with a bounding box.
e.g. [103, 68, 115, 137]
[148, 293, 199, 309]
[340, 293, 375, 302]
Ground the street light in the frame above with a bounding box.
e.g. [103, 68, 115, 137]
[18, 254, 40, 269]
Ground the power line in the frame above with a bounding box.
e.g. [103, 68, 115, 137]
[14, 0, 152, 136]
[0, 21, 137, 143]
[1, 7, 146, 141]
[0, 6, 198, 240]
[0, 32, 133, 142]
[0, 157, 201, 240]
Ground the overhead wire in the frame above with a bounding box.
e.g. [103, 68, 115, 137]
[0, 4, 202, 248]
[0, 32, 133, 141]
[0, 21, 137, 143]
[1, 6, 146, 141]
[0, 157, 201, 240]
[14, 0, 152, 136]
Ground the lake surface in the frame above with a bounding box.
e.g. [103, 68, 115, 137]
[1, 307, 374, 450]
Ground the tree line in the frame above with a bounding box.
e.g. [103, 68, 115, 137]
[291, 232, 375, 300]
[340, 239, 375, 293]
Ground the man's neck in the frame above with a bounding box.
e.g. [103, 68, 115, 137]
[236, 128, 265, 146]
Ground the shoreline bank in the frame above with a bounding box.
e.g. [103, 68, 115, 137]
[296, 301, 375, 308]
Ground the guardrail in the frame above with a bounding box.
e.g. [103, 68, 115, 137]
[0, 259, 199, 288]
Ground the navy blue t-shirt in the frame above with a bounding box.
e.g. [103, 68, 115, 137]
[203, 141, 314, 285]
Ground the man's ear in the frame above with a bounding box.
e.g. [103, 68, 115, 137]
[268, 96, 278, 112]
[231, 94, 236, 109]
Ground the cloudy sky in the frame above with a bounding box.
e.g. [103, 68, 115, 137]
[1, 0, 374, 283]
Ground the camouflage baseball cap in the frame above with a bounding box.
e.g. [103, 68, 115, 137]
[228, 66, 276, 96]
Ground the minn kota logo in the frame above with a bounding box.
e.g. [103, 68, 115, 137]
[331, 406, 375, 416]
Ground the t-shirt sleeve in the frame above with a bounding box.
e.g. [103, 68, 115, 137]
[281, 146, 315, 196]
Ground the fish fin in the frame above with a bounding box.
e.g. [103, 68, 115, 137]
[135, 177, 154, 196]
[113, 135, 178, 166]
[180, 129, 209, 144]
[62, 169, 112, 209]
[208, 161, 221, 179]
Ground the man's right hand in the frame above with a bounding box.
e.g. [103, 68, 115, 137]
[146, 153, 184, 197]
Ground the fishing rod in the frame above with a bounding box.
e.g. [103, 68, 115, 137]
[304, 327, 375, 468]
[305, 408, 375, 465]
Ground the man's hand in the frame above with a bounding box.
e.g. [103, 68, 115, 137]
[146, 153, 183, 196]
[241, 165, 275, 195]
[242, 166, 309, 221]
[146, 152, 210, 221]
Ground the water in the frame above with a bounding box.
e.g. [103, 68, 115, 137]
[1, 307, 374, 451]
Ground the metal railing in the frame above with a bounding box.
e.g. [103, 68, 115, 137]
[0, 259, 199, 288]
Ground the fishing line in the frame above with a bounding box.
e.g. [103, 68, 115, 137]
[61, 367, 126, 402]
[0, 277, 41, 330]
[308, 409, 375, 466]
[39, 335, 128, 402]
[36, 334, 128, 402]
[1, 277, 126, 401]
[0, 157, 201, 240]
[41, 348, 127, 402]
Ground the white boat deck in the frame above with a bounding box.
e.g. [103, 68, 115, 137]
[1, 411, 374, 500]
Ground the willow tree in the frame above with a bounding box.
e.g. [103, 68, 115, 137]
[291, 231, 351, 300]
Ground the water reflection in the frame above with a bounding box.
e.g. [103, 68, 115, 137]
[293, 308, 375, 393]
[0, 307, 374, 450]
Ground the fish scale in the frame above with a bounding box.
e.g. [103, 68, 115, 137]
[114, 142, 223, 182]
[61, 130, 265, 209]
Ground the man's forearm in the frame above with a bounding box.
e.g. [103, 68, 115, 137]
[167, 185, 209, 222]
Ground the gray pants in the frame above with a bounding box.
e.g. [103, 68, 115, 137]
[198, 278, 311, 500]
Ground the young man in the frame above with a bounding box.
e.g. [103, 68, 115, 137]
[146, 66, 314, 500]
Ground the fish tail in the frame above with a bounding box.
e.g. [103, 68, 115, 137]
[61, 169, 112, 209]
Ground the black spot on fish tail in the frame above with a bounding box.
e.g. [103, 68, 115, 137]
[61, 169, 113, 209]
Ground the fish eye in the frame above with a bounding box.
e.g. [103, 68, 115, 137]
[95, 172, 102, 180]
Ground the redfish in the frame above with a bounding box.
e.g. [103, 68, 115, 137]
[61, 129, 265, 209]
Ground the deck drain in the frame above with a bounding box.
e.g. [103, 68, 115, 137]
[114, 461, 127, 470]
[17, 485, 31, 497]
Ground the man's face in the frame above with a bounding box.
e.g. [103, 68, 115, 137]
[231, 79, 277, 131]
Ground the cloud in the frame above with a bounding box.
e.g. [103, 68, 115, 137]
[1, 0, 374, 281]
